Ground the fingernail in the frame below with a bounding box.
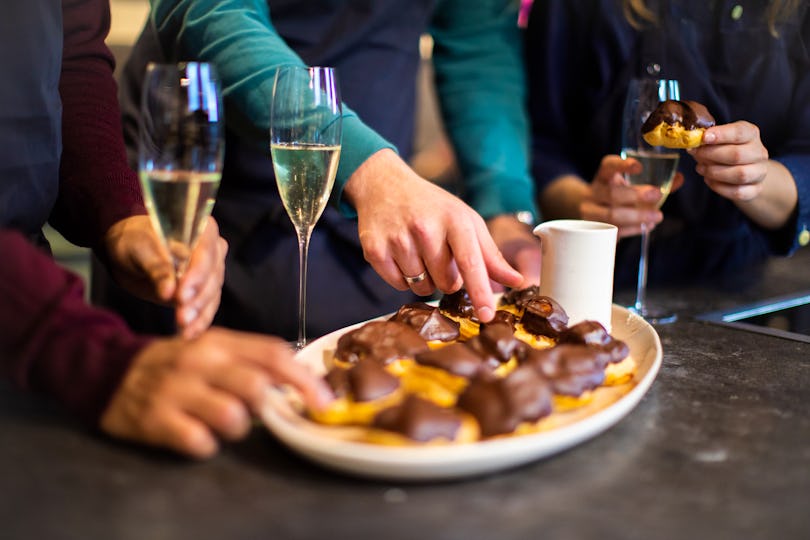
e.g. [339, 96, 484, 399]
[181, 307, 198, 325]
[477, 306, 494, 322]
[703, 132, 716, 143]
[180, 286, 195, 302]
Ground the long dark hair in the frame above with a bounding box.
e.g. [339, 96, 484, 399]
[622, 0, 803, 36]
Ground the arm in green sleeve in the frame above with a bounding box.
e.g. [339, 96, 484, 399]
[429, 0, 537, 221]
[149, 0, 394, 210]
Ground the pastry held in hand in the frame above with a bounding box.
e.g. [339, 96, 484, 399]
[641, 100, 715, 149]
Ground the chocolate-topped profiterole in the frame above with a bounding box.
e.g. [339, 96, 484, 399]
[372, 395, 463, 442]
[499, 285, 541, 310]
[520, 296, 569, 338]
[335, 320, 428, 365]
[438, 289, 476, 319]
[559, 320, 630, 364]
[522, 344, 610, 397]
[325, 358, 400, 402]
[483, 309, 518, 331]
[457, 366, 552, 438]
[641, 99, 716, 149]
[478, 322, 520, 362]
[389, 302, 460, 342]
[414, 342, 488, 378]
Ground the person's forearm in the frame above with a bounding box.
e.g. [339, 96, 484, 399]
[150, 0, 394, 207]
[431, 0, 536, 219]
[735, 160, 798, 230]
[539, 175, 590, 221]
[0, 230, 148, 423]
[53, 0, 145, 250]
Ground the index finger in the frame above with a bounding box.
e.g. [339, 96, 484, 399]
[596, 154, 640, 184]
[447, 219, 521, 322]
[216, 330, 334, 410]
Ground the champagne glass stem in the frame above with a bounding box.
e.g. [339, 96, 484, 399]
[295, 228, 312, 350]
[634, 223, 650, 317]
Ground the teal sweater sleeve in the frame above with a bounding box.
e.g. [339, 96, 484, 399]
[430, 0, 538, 221]
[149, 0, 395, 211]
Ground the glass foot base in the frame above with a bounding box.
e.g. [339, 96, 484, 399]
[630, 305, 678, 325]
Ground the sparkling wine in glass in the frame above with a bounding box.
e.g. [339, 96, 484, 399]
[621, 78, 680, 324]
[270, 66, 342, 350]
[138, 62, 224, 278]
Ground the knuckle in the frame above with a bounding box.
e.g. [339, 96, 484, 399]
[737, 167, 757, 184]
[409, 220, 431, 244]
[241, 373, 270, 407]
[454, 252, 478, 272]
[361, 243, 386, 266]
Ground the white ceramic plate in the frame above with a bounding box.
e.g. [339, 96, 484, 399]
[259, 304, 662, 481]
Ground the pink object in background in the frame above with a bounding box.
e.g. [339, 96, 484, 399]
[518, 0, 533, 27]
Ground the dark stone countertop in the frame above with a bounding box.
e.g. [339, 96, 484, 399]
[2, 250, 809, 540]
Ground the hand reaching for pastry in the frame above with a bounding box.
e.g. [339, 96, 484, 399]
[344, 149, 524, 322]
[101, 215, 228, 338]
[579, 155, 684, 238]
[100, 328, 334, 459]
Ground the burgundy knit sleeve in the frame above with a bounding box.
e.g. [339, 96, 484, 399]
[50, 0, 146, 250]
[0, 230, 151, 423]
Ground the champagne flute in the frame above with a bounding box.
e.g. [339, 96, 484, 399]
[270, 66, 342, 350]
[620, 78, 680, 324]
[138, 62, 224, 279]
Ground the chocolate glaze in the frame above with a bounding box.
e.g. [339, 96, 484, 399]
[372, 395, 463, 442]
[389, 302, 460, 342]
[335, 320, 428, 365]
[414, 342, 487, 378]
[522, 344, 609, 396]
[559, 320, 630, 363]
[325, 358, 400, 402]
[499, 285, 541, 310]
[457, 366, 552, 438]
[641, 99, 716, 133]
[559, 320, 611, 346]
[482, 310, 518, 332]
[465, 336, 506, 371]
[438, 289, 477, 319]
[520, 296, 569, 338]
[478, 322, 520, 362]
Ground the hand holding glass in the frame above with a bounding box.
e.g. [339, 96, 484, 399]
[138, 62, 224, 279]
[270, 66, 342, 350]
[620, 78, 680, 324]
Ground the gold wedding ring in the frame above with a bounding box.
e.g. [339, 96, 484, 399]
[403, 271, 428, 285]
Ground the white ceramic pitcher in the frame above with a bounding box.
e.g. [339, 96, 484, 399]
[533, 220, 618, 332]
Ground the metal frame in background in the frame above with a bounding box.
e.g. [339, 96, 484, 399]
[695, 290, 810, 344]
